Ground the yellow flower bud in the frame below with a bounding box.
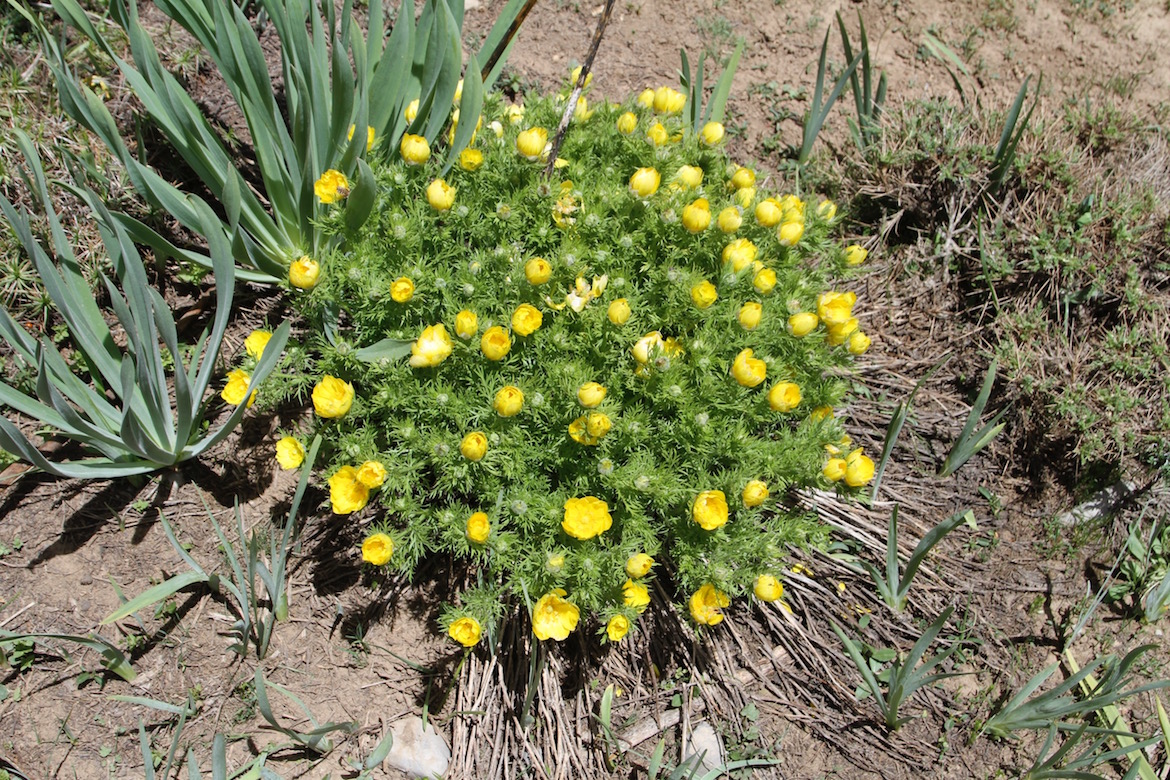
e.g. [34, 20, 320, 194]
[404, 98, 419, 123]
[637, 88, 655, 108]
[289, 255, 320, 290]
[569, 65, 593, 88]
[731, 348, 766, 387]
[460, 431, 488, 461]
[689, 583, 730, 625]
[628, 167, 661, 198]
[447, 616, 481, 647]
[585, 412, 612, 439]
[361, 531, 393, 565]
[505, 103, 525, 124]
[848, 330, 872, 355]
[690, 280, 718, 309]
[314, 169, 350, 204]
[722, 238, 758, 272]
[275, 436, 305, 470]
[632, 331, 664, 364]
[653, 86, 686, 114]
[244, 329, 272, 359]
[675, 165, 704, 188]
[755, 198, 783, 227]
[736, 186, 756, 208]
[608, 298, 631, 326]
[390, 277, 414, 303]
[577, 382, 607, 408]
[787, 312, 819, 337]
[823, 458, 847, 482]
[681, 198, 711, 233]
[692, 490, 729, 531]
[606, 614, 630, 642]
[730, 166, 755, 190]
[455, 310, 478, 340]
[356, 460, 386, 489]
[646, 122, 668, 146]
[753, 267, 777, 294]
[616, 111, 638, 134]
[426, 178, 456, 211]
[845, 449, 875, 487]
[221, 369, 256, 408]
[826, 317, 860, 346]
[459, 147, 484, 171]
[700, 121, 725, 145]
[399, 133, 431, 165]
[453, 78, 464, 104]
[347, 124, 375, 151]
[810, 406, 834, 422]
[818, 200, 838, 220]
[511, 303, 543, 336]
[330, 466, 369, 514]
[408, 324, 453, 368]
[466, 511, 490, 544]
[525, 257, 552, 285]
[768, 382, 802, 412]
[738, 301, 763, 330]
[626, 553, 654, 579]
[742, 480, 769, 507]
[778, 220, 804, 247]
[845, 244, 869, 266]
[717, 206, 742, 233]
[480, 326, 511, 361]
[493, 385, 524, 417]
[516, 126, 549, 160]
[754, 574, 784, 602]
[312, 375, 354, 418]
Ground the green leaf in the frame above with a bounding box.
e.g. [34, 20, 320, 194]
[345, 158, 377, 233]
[354, 338, 413, 363]
[102, 571, 208, 624]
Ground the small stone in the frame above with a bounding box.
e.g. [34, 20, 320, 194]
[1056, 481, 1134, 527]
[383, 717, 450, 779]
[80, 575, 93, 585]
[683, 720, 725, 774]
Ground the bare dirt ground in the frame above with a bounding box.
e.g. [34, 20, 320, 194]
[2, 1, 1169, 778]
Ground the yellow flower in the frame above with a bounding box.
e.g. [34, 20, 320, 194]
[606, 614, 630, 642]
[461, 431, 488, 461]
[652, 86, 686, 114]
[459, 147, 484, 171]
[675, 165, 704, 188]
[692, 490, 729, 531]
[787, 312, 819, 337]
[493, 385, 524, 417]
[823, 458, 847, 482]
[845, 244, 868, 266]
[768, 382, 802, 412]
[404, 98, 419, 122]
[736, 186, 756, 208]
[330, 466, 370, 514]
[505, 103, 525, 124]
[361, 531, 393, 565]
[717, 206, 742, 233]
[607, 298, 631, 326]
[511, 303, 543, 337]
[691, 280, 718, 309]
[356, 460, 387, 488]
[426, 178, 456, 211]
[220, 369, 255, 407]
[646, 122, 668, 146]
[568, 413, 610, 446]
[275, 436, 305, 470]
[409, 323, 453, 368]
[731, 348, 766, 388]
[632, 331, 664, 364]
[569, 65, 593, 87]
[778, 193, 805, 222]
[700, 121, 725, 145]
[448, 616, 481, 648]
[845, 449, 875, 487]
[532, 589, 579, 641]
[577, 382, 607, 408]
[616, 111, 638, 134]
[742, 479, 769, 507]
[312, 375, 354, 418]
[681, 198, 711, 234]
[622, 579, 650, 612]
[810, 405, 835, 422]
[480, 326, 511, 361]
[546, 553, 565, 574]
[818, 200, 838, 220]
[289, 256, 320, 290]
[455, 310, 478, 340]
[689, 583, 730, 625]
[390, 277, 415, 303]
[314, 169, 350, 204]
[722, 238, 758, 272]
[753, 267, 777, 294]
[730, 166, 755, 190]
[626, 553, 654, 579]
[453, 78, 464, 103]
[466, 511, 490, 544]
[399, 133, 430, 165]
[516, 126, 548, 160]
[848, 331, 872, 355]
[738, 302, 762, 331]
[637, 88, 655, 108]
[778, 220, 804, 247]
[562, 495, 612, 539]
[754, 574, 784, 602]
[817, 291, 857, 326]
[755, 198, 782, 227]
[244, 330, 272, 359]
[628, 167, 661, 198]
[826, 317, 860, 346]
[525, 257, 552, 285]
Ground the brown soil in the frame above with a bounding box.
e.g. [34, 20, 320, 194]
[2, 1, 1169, 779]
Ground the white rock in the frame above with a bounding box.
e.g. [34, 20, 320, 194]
[1056, 481, 1134, 526]
[383, 717, 450, 779]
[683, 720, 725, 774]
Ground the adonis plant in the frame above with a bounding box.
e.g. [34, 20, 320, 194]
[268, 77, 877, 648]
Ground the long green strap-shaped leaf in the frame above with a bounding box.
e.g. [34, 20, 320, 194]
[705, 39, 743, 125]
[442, 52, 485, 175]
[939, 358, 1007, 477]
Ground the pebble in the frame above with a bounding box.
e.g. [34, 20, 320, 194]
[683, 720, 725, 775]
[383, 717, 450, 779]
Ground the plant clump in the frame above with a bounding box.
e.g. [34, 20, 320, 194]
[268, 81, 877, 646]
